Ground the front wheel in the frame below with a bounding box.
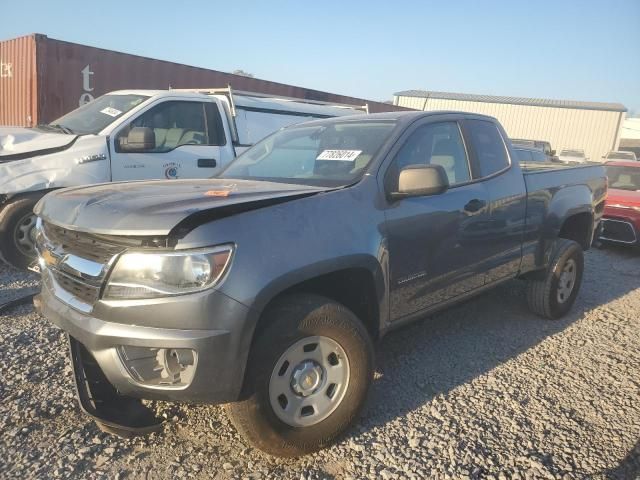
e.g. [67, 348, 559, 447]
[526, 238, 584, 319]
[0, 195, 42, 270]
[226, 294, 374, 457]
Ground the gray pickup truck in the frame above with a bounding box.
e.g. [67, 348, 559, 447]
[33, 111, 606, 456]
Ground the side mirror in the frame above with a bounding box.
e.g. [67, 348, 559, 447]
[391, 164, 449, 200]
[550, 149, 556, 156]
[118, 127, 155, 152]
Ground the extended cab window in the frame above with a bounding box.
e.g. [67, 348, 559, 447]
[390, 121, 470, 187]
[119, 101, 225, 153]
[465, 120, 510, 177]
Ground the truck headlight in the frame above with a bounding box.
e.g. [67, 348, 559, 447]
[103, 245, 233, 300]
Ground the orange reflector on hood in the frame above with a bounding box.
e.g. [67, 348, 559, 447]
[204, 190, 231, 197]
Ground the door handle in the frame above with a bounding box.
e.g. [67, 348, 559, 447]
[197, 158, 217, 168]
[464, 198, 487, 214]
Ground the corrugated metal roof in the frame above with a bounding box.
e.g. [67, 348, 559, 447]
[394, 90, 627, 112]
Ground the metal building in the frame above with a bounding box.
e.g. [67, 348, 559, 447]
[619, 117, 640, 158]
[394, 90, 627, 161]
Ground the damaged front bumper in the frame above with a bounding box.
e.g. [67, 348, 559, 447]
[68, 335, 164, 436]
[34, 275, 253, 435]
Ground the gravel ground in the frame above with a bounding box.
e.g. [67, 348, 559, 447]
[0, 246, 639, 479]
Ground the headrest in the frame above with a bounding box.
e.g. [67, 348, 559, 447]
[433, 138, 457, 156]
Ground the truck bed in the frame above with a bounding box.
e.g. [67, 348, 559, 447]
[520, 161, 599, 173]
[522, 162, 606, 195]
[520, 161, 607, 272]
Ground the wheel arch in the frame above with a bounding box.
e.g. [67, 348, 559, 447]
[0, 188, 57, 217]
[558, 211, 594, 250]
[249, 257, 386, 343]
[546, 184, 595, 250]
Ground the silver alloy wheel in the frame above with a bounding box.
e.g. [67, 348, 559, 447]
[269, 336, 350, 427]
[557, 258, 577, 304]
[13, 213, 38, 256]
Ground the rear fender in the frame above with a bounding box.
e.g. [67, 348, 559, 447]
[535, 185, 594, 269]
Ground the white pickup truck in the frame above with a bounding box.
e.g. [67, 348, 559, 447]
[0, 88, 366, 268]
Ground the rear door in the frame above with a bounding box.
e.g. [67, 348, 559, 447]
[110, 99, 234, 181]
[461, 119, 527, 284]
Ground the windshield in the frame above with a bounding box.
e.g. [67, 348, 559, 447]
[606, 165, 640, 191]
[560, 150, 584, 157]
[46, 94, 149, 135]
[606, 151, 635, 160]
[220, 120, 398, 187]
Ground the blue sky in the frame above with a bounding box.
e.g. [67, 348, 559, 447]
[3, 0, 640, 114]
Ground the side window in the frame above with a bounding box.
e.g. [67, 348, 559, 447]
[515, 149, 532, 162]
[389, 121, 470, 188]
[205, 103, 226, 146]
[465, 120, 510, 177]
[531, 150, 547, 162]
[122, 101, 224, 153]
[235, 109, 320, 145]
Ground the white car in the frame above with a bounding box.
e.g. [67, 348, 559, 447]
[558, 149, 587, 164]
[603, 150, 637, 162]
[0, 87, 366, 268]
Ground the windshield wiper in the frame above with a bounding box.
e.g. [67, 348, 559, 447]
[48, 123, 75, 135]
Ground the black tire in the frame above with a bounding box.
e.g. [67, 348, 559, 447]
[226, 294, 374, 457]
[527, 238, 584, 319]
[0, 194, 42, 270]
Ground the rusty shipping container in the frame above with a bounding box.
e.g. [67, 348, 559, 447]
[0, 34, 405, 127]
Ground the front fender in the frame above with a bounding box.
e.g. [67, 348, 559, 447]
[251, 253, 386, 316]
[0, 135, 110, 195]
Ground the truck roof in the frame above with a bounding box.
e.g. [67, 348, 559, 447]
[106, 89, 171, 97]
[104, 89, 368, 117]
[286, 110, 500, 125]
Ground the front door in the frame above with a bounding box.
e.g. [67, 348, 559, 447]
[384, 119, 493, 321]
[110, 100, 233, 181]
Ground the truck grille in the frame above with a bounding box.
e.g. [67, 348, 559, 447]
[600, 219, 637, 244]
[37, 221, 135, 311]
[42, 222, 128, 264]
[51, 270, 101, 306]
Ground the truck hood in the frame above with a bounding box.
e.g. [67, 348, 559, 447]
[35, 179, 330, 236]
[0, 127, 77, 160]
[606, 188, 640, 208]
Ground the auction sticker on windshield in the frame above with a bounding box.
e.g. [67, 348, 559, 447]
[100, 107, 122, 117]
[317, 150, 362, 161]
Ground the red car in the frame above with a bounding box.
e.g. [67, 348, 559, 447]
[600, 161, 640, 246]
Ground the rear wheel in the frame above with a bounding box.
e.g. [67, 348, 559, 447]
[526, 239, 584, 319]
[0, 195, 42, 270]
[226, 294, 374, 457]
